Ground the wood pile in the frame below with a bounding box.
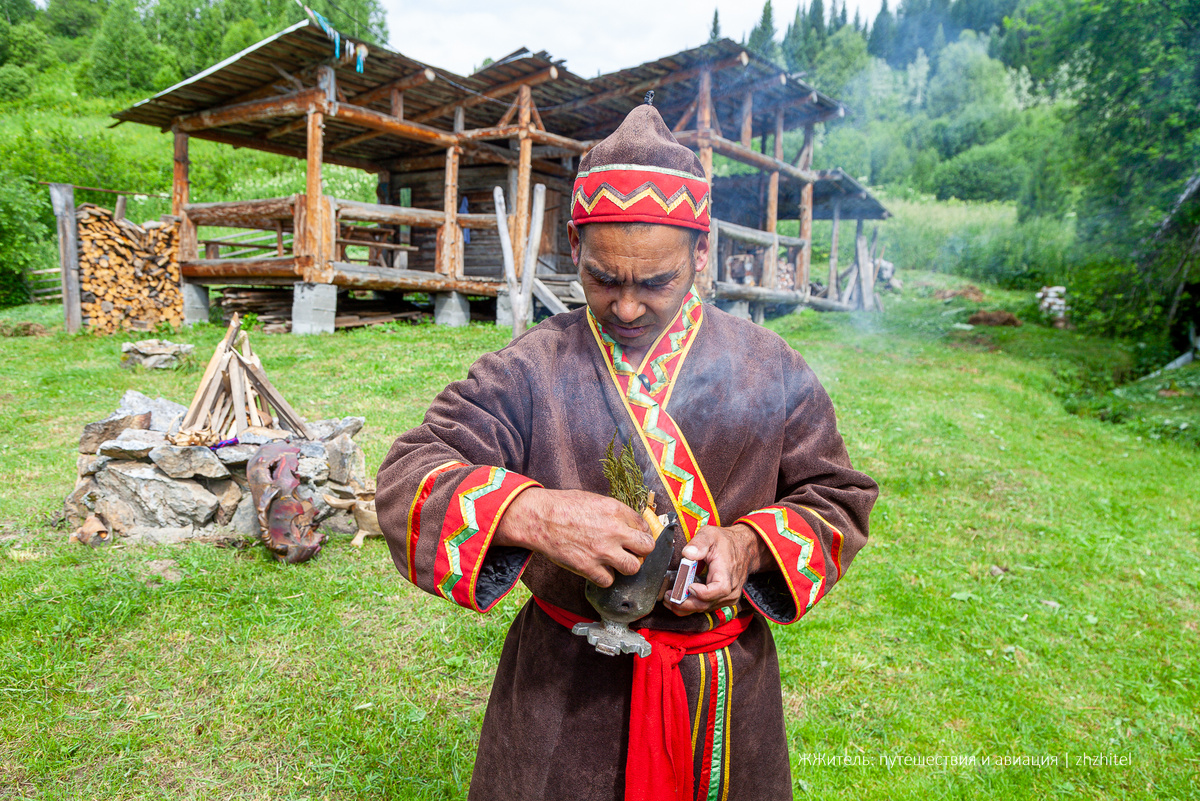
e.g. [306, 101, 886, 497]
[171, 315, 310, 446]
[217, 287, 429, 333]
[77, 204, 182, 333]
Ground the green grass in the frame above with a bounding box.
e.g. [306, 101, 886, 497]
[1, 275, 1198, 799]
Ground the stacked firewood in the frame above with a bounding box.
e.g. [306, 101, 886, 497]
[77, 204, 182, 333]
[171, 315, 310, 446]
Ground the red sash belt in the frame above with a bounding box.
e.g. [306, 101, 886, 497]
[534, 597, 751, 801]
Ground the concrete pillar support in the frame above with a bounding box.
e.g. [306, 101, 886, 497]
[434, 291, 470, 327]
[182, 282, 210, 326]
[292, 282, 337, 334]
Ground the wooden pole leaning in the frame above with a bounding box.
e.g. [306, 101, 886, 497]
[495, 183, 546, 339]
[827, 195, 841, 299]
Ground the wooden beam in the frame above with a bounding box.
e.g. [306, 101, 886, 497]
[410, 65, 558, 124]
[329, 263, 500, 295]
[333, 198, 498, 229]
[715, 281, 852, 310]
[544, 53, 748, 117]
[673, 97, 698, 132]
[513, 85, 533, 274]
[185, 197, 296, 227]
[675, 131, 820, 183]
[185, 128, 378, 172]
[180, 256, 301, 279]
[328, 102, 459, 148]
[173, 87, 326, 133]
[715, 219, 805, 249]
[349, 67, 436, 109]
[458, 124, 591, 154]
[222, 62, 328, 107]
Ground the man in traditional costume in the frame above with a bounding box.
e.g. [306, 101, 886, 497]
[376, 99, 877, 801]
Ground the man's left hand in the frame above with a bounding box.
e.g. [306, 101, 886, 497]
[665, 523, 771, 615]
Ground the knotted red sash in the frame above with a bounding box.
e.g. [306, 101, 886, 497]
[534, 597, 751, 801]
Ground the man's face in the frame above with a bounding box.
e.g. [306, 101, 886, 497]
[569, 221, 709, 356]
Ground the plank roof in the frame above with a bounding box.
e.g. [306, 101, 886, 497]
[114, 22, 847, 169]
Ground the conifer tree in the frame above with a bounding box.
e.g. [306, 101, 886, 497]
[808, 0, 826, 46]
[868, 0, 896, 62]
[748, 1, 783, 66]
[709, 8, 721, 42]
[90, 0, 156, 94]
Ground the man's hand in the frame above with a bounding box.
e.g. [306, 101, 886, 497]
[666, 523, 771, 615]
[493, 487, 654, 587]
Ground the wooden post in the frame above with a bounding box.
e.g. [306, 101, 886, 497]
[302, 107, 334, 283]
[763, 110, 784, 290]
[696, 69, 715, 301]
[114, 195, 127, 220]
[48, 183, 81, 333]
[438, 145, 461, 278]
[856, 219, 872, 311]
[827, 196, 841, 298]
[391, 88, 404, 119]
[797, 123, 815, 297]
[739, 92, 753, 148]
[173, 131, 198, 262]
[513, 85, 533, 275]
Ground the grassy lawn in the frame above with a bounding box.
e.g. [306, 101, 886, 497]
[1, 275, 1197, 799]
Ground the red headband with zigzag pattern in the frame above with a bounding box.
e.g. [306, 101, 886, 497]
[571, 163, 711, 232]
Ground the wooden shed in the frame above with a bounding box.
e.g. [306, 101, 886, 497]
[113, 19, 885, 330]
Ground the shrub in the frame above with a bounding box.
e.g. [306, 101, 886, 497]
[0, 63, 31, 102]
[0, 174, 55, 308]
[8, 23, 55, 70]
[928, 138, 1027, 201]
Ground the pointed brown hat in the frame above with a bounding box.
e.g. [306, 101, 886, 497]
[571, 102, 711, 232]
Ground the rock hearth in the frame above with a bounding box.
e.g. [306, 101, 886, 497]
[65, 391, 367, 546]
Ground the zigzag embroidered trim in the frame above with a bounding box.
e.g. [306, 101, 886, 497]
[587, 288, 720, 539]
[573, 180, 710, 220]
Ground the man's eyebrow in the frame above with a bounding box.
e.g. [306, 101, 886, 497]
[582, 262, 680, 286]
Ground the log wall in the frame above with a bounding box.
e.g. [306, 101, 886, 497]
[392, 163, 571, 278]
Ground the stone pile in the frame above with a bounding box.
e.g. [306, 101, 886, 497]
[65, 390, 367, 546]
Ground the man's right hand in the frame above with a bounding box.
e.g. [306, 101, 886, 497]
[493, 487, 654, 587]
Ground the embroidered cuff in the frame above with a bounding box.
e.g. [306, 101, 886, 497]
[433, 466, 541, 612]
[737, 506, 833, 625]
